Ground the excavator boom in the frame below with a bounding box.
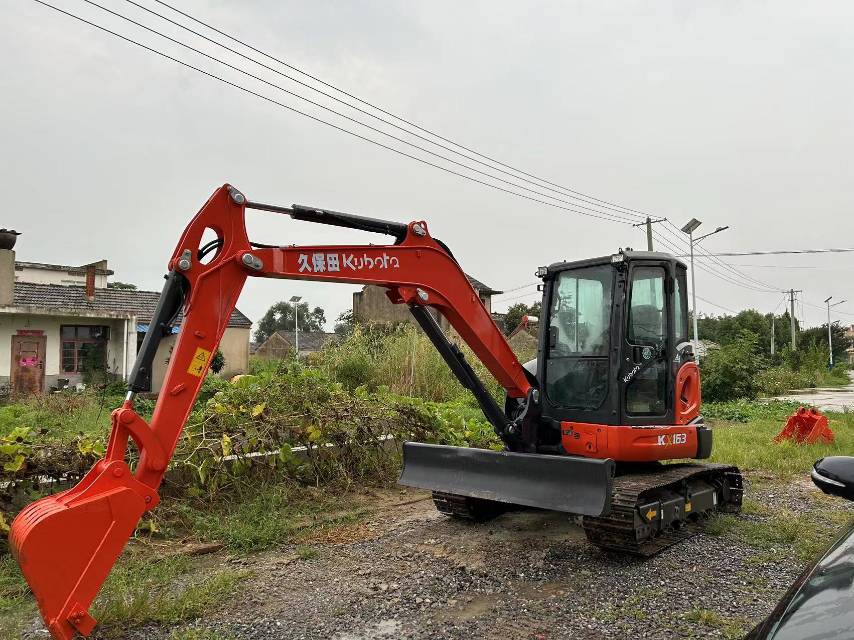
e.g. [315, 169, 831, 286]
[8, 184, 558, 639]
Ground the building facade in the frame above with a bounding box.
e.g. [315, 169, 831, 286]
[352, 274, 501, 330]
[0, 241, 252, 394]
[255, 330, 337, 359]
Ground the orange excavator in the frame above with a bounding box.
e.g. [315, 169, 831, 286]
[10, 185, 742, 639]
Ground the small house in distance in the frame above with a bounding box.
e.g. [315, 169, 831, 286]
[0, 233, 252, 394]
[255, 330, 337, 359]
[352, 274, 501, 329]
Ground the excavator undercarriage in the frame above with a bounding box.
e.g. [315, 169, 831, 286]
[10, 184, 741, 639]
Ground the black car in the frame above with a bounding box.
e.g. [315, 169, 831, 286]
[746, 456, 854, 640]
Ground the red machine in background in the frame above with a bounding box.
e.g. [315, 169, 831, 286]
[10, 185, 742, 639]
[775, 407, 835, 445]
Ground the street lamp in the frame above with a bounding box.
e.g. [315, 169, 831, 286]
[680, 218, 729, 352]
[824, 296, 847, 369]
[289, 295, 302, 358]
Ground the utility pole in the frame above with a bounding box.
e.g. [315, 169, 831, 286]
[632, 217, 666, 251]
[823, 296, 847, 369]
[771, 314, 775, 356]
[680, 219, 729, 352]
[290, 295, 302, 358]
[788, 289, 801, 350]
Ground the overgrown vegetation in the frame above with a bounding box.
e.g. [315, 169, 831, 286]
[699, 399, 854, 475]
[0, 318, 851, 637]
[698, 316, 850, 402]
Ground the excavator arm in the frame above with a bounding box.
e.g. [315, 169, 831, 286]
[9, 184, 541, 639]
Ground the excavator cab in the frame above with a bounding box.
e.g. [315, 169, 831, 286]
[530, 251, 703, 453]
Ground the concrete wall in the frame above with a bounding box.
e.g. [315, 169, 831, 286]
[0, 250, 14, 305]
[219, 327, 250, 378]
[151, 326, 250, 391]
[0, 313, 135, 388]
[15, 266, 109, 288]
[353, 285, 493, 331]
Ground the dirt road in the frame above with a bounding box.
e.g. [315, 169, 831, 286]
[112, 475, 851, 640]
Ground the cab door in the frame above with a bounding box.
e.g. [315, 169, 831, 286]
[621, 263, 674, 424]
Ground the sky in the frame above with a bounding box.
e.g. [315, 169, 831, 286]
[2, 0, 854, 334]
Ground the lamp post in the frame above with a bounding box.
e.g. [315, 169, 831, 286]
[680, 219, 729, 353]
[824, 296, 847, 369]
[290, 295, 302, 358]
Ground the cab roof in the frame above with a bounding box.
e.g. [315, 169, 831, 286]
[545, 250, 687, 275]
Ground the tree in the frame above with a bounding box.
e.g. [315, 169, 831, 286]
[503, 302, 542, 334]
[799, 322, 849, 366]
[334, 309, 355, 336]
[695, 309, 799, 360]
[210, 349, 225, 374]
[700, 330, 767, 401]
[107, 281, 137, 290]
[254, 301, 326, 343]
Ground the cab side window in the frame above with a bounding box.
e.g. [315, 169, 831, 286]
[628, 267, 665, 346]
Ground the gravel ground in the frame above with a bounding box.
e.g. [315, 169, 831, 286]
[87, 473, 853, 640]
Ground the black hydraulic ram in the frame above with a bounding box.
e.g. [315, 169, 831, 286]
[245, 200, 409, 243]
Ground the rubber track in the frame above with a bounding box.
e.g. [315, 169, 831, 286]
[431, 491, 507, 521]
[582, 463, 743, 556]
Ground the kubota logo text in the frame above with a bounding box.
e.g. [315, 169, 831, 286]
[657, 433, 687, 446]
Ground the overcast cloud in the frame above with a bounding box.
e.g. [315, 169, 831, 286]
[2, 0, 853, 332]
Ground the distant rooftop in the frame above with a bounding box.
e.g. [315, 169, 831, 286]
[10, 282, 252, 328]
[465, 274, 502, 296]
[15, 260, 114, 276]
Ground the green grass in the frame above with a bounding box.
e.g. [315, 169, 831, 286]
[685, 608, 749, 639]
[707, 504, 853, 563]
[296, 544, 319, 560]
[707, 407, 854, 476]
[0, 548, 248, 639]
[168, 482, 368, 553]
[0, 556, 36, 638]
[91, 553, 248, 637]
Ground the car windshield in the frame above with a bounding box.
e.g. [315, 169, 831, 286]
[765, 525, 854, 639]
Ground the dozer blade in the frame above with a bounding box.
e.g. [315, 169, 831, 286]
[399, 442, 615, 516]
[9, 460, 156, 640]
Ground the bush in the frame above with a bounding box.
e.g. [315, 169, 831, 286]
[318, 323, 503, 402]
[754, 367, 812, 397]
[700, 331, 766, 401]
[703, 400, 803, 423]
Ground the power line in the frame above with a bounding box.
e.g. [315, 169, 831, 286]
[660, 220, 781, 292]
[152, 0, 656, 223]
[494, 282, 539, 296]
[694, 295, 739, 315]
[652, 230, 778, 293]
[80, 0, 638, 226]
[675, 248, 854, 257]
[494, 289, 542, 305]
[32, 0, 639, 226]
[119, 0, 650, 223]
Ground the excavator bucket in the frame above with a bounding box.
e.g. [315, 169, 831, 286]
[399, 442, 615, 516]
[774, 406, 835, 445]
[9, 459, 154, 640]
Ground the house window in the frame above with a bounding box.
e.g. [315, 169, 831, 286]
[60, 325, 110, 373]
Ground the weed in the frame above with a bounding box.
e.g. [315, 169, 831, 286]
[0, 555, 36, 638]
[296, 545, 318, 560]
[685, 608, 748, 639]
[167, 630, 237, 640]
[172, 482, 367, 553]
[707, 410, 854, 475]
[91, 553, 248, 636]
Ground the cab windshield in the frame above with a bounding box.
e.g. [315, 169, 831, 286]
[545, 265, 613, 410]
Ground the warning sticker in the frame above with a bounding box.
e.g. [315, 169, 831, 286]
[187, 347, 212, 377]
